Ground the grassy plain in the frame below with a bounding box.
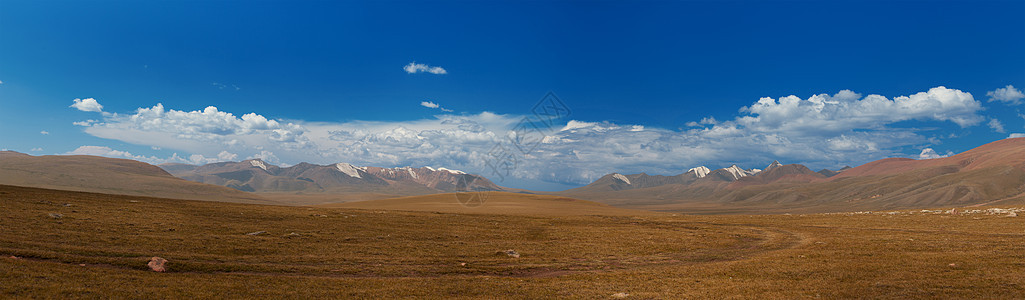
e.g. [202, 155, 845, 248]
[2, 184, 1023, 298]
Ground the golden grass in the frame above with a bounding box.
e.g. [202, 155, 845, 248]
[321, 192, 658, 216]
[2, 184, 1024, 298]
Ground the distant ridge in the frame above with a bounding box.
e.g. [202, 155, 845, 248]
[561, 138, 1025, 213]
[0, 151, 275, 204]
[160, 160, 502, 196]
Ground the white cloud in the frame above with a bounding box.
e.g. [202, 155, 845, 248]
[68, 146, 161, 163]
[404, 62, 447, 74]
[918, 148, 953, 160]
[73, 120, 97, 126]
[987, 85, 1025, 105]
[30, 148, 43, 152]
[420, 101, 453, 112]
[217, 151, 238, 161]
[686, 117, 718, 127]
[40, 131, 49, 135]
[0, 80, 4, 85]
[66, 145, 227, 165]
[1009, 133, 1025, 139]
[247, 150, 279, 163]
[70, 98, 104, 112]
[74, 86, 987, 186]
[79, 103, 311, 156]
[989, 119, 1006, 133]
[739, 86, 983, 132]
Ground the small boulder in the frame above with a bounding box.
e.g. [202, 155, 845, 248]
[612, 292, 630, 298]
[246, 231, 267, 236]
[48, 213, 63, 219]
[148, 257, 168, 272]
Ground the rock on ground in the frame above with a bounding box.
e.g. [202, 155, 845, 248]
[148, 257, 168, 272]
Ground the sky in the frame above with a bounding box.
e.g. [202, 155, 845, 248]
[1, 0, 1024, 190]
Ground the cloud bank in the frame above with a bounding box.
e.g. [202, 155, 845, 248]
[72, 86, 984, 186]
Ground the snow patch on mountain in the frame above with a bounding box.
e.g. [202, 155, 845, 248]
[723, 165, 753, 180]
[335, 163, 362, 178]
[612, 173, 631, 185]
[688, 166, 711, 178]
[249, 160, 268, 171]
[765, 160, 783, 171]
[438, 167, 465, 175]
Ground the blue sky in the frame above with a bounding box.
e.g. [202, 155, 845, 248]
[1, 0, 1024, 190]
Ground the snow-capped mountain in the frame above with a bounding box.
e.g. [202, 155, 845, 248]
[564, 160, 859, 205]
[568, 164, 764, 193]
[160, 160, 501, 195]
[688, 166, 711, 178]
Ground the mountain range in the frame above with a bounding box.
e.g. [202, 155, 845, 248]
[561, 138, 1025, 213]
[3, 138, 1024, 213]
[159, 160, 502, 196]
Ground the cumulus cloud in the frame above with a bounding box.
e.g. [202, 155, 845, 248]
[987, 85, 1025, 105]
[404, 62, 447, 74]
[70, 98, 103, 112]
[73, 86, 986, 186]
[248, 150, 279, 163]
[40, 131, 49, 135]
[78, 103, 311, 155]
[1009, 133, 1025, 139]
[738, 86, 983, 132]
[989, 119, 1006, 133]
[217, 151, 238, 161]
[31, 148, 43, 152]
[918, 148, 953, 160]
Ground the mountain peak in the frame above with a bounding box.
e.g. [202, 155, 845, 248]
[722, 164, 753, 180]
[611, 173, 631, 185]
[765, 160, 783, 171]
[334, 162, 363, 178]
[249, 159, 269, 171]
[688, 166, 711, 178]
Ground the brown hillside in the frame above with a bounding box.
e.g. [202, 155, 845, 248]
[0, 152, 275, 204]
